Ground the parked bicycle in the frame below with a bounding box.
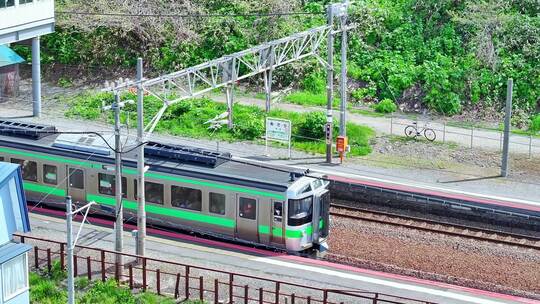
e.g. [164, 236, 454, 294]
[404, 122, 436, 142]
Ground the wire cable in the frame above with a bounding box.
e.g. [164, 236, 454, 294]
[55, 11, 325, 18]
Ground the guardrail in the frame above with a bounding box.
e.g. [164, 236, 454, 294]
[16, 234, 436, 304]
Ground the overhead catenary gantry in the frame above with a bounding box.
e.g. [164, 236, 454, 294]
[106, 25, 334, 133]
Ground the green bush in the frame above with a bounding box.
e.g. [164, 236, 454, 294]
[374, 99, 397, 113]
[298, 111, 327, 139]
[30, 272, 67, 304]
[302, 73, 325, 94]
[530, 114, 540, 134]
[79, 279, 135, 304]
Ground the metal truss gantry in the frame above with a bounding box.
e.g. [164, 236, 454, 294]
[106, 25, 331, 134]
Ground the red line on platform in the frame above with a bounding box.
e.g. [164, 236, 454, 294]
[329, 174, 540, 213]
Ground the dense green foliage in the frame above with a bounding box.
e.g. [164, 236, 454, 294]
[65, 92, 373, 155]
[373, 99, 397, 113]
[14, 0, 539, 124]
[530, 115, 540, 134]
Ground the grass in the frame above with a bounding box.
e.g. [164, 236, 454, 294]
[284, 91, 339, 108]
[65, 91, 374, 156]
[349, 108, 386, 118]
[29, 264, 190, 304]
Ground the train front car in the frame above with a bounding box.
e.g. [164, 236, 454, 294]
[285, 174, 330, 254]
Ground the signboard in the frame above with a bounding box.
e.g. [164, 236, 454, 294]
[266, 118, 291, 142]
[265, 117, 292, 158]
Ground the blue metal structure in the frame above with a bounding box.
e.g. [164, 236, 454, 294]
[0, 162, 31, 304]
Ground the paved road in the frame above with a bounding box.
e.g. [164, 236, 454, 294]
[22, 211, 534, 304]
[208, 94, 540, 155]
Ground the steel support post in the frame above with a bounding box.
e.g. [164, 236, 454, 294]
[326, 5, 335, 164]
[339, 0, 348, 136]
[226, 85, 234, 129]
[501, 79, 513, 177]
[66, 196, 74, 304]
[264, 70, 273, 113]
[31, 37, 41, 117]
[113, 93, 124, 272]
[136, 58, 146, 258]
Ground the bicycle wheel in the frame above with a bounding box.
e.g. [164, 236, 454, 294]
[404, 126, 417, 138]
[424, 128, 436, 142]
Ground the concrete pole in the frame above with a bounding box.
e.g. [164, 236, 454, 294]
[136, 58, 146, 258]
[226, 85, 234, 129]
[339, 1, 348, 136]
[66, 196, 74, 304]
[113, 93, 124, 275]
[264, 69, 273, 113]
[501, 79, 513, 177]
[326, 5, 335, 164]
[31, 37, 41, 117]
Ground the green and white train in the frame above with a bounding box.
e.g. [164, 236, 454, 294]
[0, 121, 330, 253]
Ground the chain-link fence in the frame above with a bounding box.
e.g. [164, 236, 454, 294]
[389, 116, 540, 158]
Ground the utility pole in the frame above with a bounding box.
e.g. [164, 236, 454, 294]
[66, 196, 94, 304]
[501, 79, 513, 177]
[66, 196, 74, 304]
[326, 4, 335, 164]
[136, 58, 146, 257]
[113, 92, 124, 277]
[339, 0, 349, 137]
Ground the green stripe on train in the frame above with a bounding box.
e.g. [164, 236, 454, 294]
[22, 182, 304, 239]
[23, 182, 66, 197]
[0, 147, 285, 200]
[87, 194, 236, 228]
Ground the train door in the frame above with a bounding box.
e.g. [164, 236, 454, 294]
[67, 166, 86, 203]
[270, 200, 285, 245]
[236, 195, 259, 243]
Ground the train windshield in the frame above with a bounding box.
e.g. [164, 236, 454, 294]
[288, 196, 313, 226]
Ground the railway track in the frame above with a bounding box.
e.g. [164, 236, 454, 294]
[330, 204, 540, 250]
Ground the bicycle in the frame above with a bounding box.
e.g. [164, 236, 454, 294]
[404, 121, 436, 142]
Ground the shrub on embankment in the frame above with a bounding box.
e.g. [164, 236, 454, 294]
[65, 92, 373, 156]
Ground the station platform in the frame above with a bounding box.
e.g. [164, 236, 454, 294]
[23, 209, 537, 304]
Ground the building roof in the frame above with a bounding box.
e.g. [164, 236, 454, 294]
[0, 45, 24, 68]
[0, 242, 32, 264]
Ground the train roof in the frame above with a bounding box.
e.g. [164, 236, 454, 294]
[0, 122, 307, 192]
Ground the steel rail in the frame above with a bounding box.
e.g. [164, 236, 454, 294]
[330, 204, 540, 250]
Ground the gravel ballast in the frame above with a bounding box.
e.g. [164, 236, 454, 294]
[326, 215, 540, 300]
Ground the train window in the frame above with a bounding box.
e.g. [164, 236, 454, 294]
[300, 184, 312, 194]
[209, 192, 226, 215]
[273, 201, 283, 222]
[145, 182, 164, 205]
[0, 156, 4, 161]
[43, 165, 58, 185]
[68, 168, 84, 189]
[171, 186, 202, 211]
[239, 197, 256, 220]
[98, 173, 127, 197]
[11, 158, 37, 182]
[288, 196, 313, 226]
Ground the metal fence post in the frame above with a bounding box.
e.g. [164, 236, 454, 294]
[443, 122, 446, 143]
[529, 135, 533, 159]
[214, 279, 219, 304]
[470, 126, 474, 149]
[390, 116, 393, 135]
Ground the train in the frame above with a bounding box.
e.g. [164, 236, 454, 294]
[0, 120, 330, 253]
